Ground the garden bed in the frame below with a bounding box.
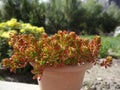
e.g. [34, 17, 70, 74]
[0, 68, 37, 84]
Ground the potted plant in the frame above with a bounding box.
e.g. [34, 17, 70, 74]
[2, 30, 112, 90]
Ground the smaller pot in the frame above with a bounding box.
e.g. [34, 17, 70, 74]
[38, 63, 92, 90]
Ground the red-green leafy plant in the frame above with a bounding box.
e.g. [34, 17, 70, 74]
[2, 30, 112, 79]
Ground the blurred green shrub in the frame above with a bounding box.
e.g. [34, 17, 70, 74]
[0, 37, 12, 61]
[107, 36, 120, 58]
[99, 40, 112, 58]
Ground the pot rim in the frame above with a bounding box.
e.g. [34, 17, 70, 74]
[43, 63, 92, 72]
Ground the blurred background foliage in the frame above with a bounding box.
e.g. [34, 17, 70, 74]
[0, 0, 120, 61]
[0, 0, 120, 34]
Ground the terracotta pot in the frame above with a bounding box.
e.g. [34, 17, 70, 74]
[38, 63, 92, 90]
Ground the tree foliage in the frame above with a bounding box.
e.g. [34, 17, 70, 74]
[44, 0, 67, 33]
[0, 0, 120, 34]
[0, 0, 45, 26]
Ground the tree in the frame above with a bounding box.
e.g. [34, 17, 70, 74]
[28, 1, 46, 27]
[82, 0, 103, 34]
[0, 0, 22, 20]
[107, 2, 120, 22]
[45, 0, 85, 34]
[0, 0, 46, 27]
[45, 0, 67, 33]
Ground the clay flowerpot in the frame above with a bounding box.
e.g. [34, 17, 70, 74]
[37, 63, 92, 90]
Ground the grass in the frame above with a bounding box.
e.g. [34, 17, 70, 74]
[104, 36, 120, 58]
[81, 35, 120, 58]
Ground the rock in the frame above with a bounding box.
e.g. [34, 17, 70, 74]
[115, 84, 120, 89]
[90, 85, 97, 90]
[95, 82, 101, 85]
[114, 26, 120, 37]
[105, 83, 110, 89]
[113, 81, 117, 84]
[97, 77, 103, 81]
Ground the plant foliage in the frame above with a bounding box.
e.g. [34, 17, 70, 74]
[2, 31, 112, 79]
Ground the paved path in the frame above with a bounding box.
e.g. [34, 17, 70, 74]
[0, 81, 39, 90]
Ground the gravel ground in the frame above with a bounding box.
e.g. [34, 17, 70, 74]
[81, 59, 120, 90]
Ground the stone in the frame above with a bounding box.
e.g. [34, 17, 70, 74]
[114, 26, 120, 37]
[97, 77, 103, 81]
[90, 85, 97, 90]
[115, 84, 120, 89]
